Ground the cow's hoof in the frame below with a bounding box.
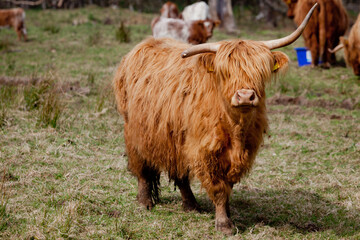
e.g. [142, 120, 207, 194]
[183, 201, 202, 212]
[216, 218, 234, 235]
[137, 196, 154, 210]
[320, 62, 331, 69]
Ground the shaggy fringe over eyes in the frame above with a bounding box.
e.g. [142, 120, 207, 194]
[213, 40, 280, 99]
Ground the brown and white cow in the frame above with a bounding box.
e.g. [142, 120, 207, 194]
[151, 17, 217, 45]
[329, 14, 360, 76]
[114, 4, 317, 235]
[0, 8, 27, 41]
[160, 1, 181, 19]
[283, 0, 348, 67]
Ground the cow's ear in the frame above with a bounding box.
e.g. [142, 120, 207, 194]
[271, 51, 289, 73]
[200, 53, 216, 73]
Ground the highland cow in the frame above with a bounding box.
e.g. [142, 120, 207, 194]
[0, 8, 27, 41]
[329, 14, 360, 75]
[283, 0, 348, 67]
[114, 4, 317, 235]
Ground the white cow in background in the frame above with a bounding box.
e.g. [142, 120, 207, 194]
[182, 1, 211, 21]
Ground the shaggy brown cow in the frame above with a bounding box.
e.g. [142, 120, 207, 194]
[0, 8, 27, 41]
[160, 1, 181, 19]
[151, 17, 217, 45]
[283, 0, 348, 67]
[114, 4, 317, 235]
[329, 14, 360, 75]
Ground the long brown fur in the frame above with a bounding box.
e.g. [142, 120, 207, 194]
[113, 37, 288, 233]
[341, 14, 360, 75]
[284, 0, 348, 66]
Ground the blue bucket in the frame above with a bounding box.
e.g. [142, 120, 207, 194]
[294, 47, 312, 67]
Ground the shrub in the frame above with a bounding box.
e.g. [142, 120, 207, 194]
[23, 78, 64, 128]
[115, 22, 130, 43]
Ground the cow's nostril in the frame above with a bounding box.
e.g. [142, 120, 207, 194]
[249, 93, 255, 101]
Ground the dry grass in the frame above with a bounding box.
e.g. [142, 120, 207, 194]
[0, 6, 359, 239]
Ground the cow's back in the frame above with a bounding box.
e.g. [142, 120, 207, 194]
[152, 18, 189, 43]
[0, 8, 24, 27]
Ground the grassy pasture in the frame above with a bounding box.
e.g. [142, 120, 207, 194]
[0, 6, 359, 239]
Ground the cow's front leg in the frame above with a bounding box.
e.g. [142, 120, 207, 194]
[206, 181, 234, 235]
[215, 195, 234, 235]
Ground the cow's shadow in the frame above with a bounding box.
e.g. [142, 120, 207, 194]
[161, 186, 360, 237]
[229, 188, 360, 237]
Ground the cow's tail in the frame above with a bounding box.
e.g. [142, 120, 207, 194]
[318, 0, 326, 62]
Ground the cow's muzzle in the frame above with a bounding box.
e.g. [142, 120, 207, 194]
[231, 89, 259, 107]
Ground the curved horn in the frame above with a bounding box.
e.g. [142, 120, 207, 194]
[181, 43, 221, 58]
[261, 3, 318, 50]
[328, 43, 344, 53]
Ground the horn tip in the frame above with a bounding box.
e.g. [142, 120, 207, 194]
[181, 52, 188, 58]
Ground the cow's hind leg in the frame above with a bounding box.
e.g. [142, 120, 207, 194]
[137, 166, 160, 210]
[175, 177, 200, 212]
[127, 148, 160, 210]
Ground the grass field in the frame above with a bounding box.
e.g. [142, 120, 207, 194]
[0, 6, 359, 239]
